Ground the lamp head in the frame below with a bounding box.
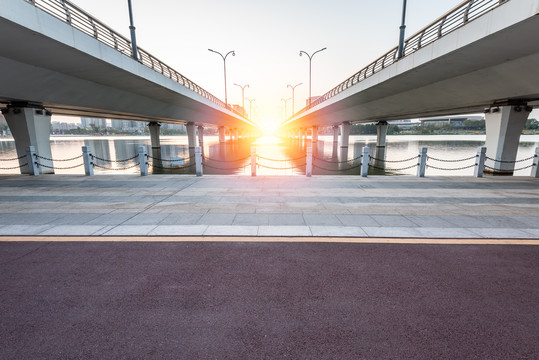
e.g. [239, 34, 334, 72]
[232, 51, 236, 56]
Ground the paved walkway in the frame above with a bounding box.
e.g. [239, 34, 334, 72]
[0, 174, 538, 238]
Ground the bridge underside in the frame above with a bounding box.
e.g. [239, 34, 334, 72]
[285, 5, 539, 129]
[0, 3, 254, 130]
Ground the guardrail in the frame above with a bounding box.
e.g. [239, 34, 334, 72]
[24, 0, 245, 117]
[292, 0, 510, 118]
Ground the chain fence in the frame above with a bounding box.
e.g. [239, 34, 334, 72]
[0, 154, 28, 170]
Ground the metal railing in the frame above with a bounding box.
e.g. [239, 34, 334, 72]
[24, 0, 245, 117]
[292, 0, 510, 118]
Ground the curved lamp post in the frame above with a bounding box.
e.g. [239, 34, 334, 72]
[208, 49, 235, 107]
[287, 82, 302, 117]
[234, 83, 249, 117]
[281, 97, 292, 121]
[397, 0, 408, 59]
[127, 0, 138, 60]
[245, 98, 256, 120]
[299, 47, 326, 107]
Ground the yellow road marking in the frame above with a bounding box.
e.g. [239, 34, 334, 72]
[0, 236, 538, 245]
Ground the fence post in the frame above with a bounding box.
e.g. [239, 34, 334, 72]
[417, 147, 428, 177]
[531, 147, 539, 178]
[82, 146, 94, 176]
[25, 146, 39, 176]
[195, 146, 203, 176]
[251, 146, 257, 177]
[361, 146, 369, 177]
[306, 147, 313, 177]
[474, 146, 487, 178]
[138, 146, 148, 176]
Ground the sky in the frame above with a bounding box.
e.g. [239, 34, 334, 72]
[55, 0, 537, 127]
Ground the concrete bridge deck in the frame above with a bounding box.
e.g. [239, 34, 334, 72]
[0, 175, 537, 238]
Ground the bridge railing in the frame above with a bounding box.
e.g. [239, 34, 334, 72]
[25, 0, 246, 117]
[293, 0, 510, 118]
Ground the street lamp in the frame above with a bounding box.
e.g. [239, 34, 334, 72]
[397, 0, 408, 59]
[299, 47, 326, 107]
[127, 0, 138, 60]
[245, 98, 256, 120]
[281, 97, 292, 120]
[208, 49, 236, 107]
[287, 82, 302, 117]
[234, 83, 249, 117]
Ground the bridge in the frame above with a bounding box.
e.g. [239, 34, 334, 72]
[282, 0, 539, 174]
[0, 0, 258, 173]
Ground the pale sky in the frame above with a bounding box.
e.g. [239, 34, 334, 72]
[55, 0, 537, 126]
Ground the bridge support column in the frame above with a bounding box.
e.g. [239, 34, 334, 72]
[2, 104, 53, 174]
[148, 122, 162, 169]
[312, 126, 319, 143]
[484, 105, 531, 174]
[197, 126, 204, 153]
[187, 123, 196, 158]
[374, 121, 388, 167]
[219, 126, 226, 143]
[340, 122, 350, 148]
[234, 128, 239, 141]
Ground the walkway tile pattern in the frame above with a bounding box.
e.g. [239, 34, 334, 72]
[0, 175, 538, 238]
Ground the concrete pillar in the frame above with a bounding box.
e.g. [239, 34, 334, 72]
[312, 126, 319, 143]
[26, 146, 39, 176]
[417, 147, 428, 177]
[332, 125, 339, 143]
[484, 105, 531, 174]
[219, 126, 226, 143]
[138, 146, 148, 176]
[3, 105, 53, 174]
[195, 147, 203, 176]
[531, 147, 539, 178]
[340, 122, 350, 148]
[306, 147, 313, 177]
[82, 146, 94, 176]
[197, 125, 204, 151]
[233, 128, 239, 141]
[186, 123, 196, 159]
[374, 121, 388, 168]
[251, 147, 257, 177]
[361, 146, 369, 177]
[474, 146, 487, 178]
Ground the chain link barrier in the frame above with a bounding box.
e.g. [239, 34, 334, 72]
[313, 155, 362, 164]
[370, 163, 420, 171]
[0, 154, 27, 162]
[203, 162, 250, 171]
[426, 163, 477, 171]
[369, 155, 418, 163]
[0, 163, 28, 170]
[35, 154, 83, 162]
[427, 155, 477, 163]
[93, 162, 140, 171]
[485, 155, 536, 163]
[313, 163, 362, 172]
[91, 154, 139, 163]
[257, 155, 306, 162]
[147, 154, 195, 162]
[257, 163, 306, 171]
[148, 161, 197, 170]
[203, 155, 251, 163]
[484, 163, 536, 172]
[35, 161, 84, 170]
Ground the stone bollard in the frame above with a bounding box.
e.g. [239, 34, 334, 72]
[251, 147, 257, 177]
[474, 146, 487, 178]
[306, 147, 313, 177]
[25, 146, 39, 176]
[531, 147, 539, 178]
[417, 147, 428, 177]
[138, 146, 148, 176]
[195, 147, 203, 176]
[82, 146, 94, 176]
[361, 146, 369, 177]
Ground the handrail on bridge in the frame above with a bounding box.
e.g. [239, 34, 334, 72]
[290, 0, 510, 120]
[24, 0, 247, 119]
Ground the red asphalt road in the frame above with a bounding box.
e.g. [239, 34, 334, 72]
[1, 240, 537, 359]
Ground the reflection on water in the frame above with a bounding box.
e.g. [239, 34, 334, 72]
[1, 134, 538, 176]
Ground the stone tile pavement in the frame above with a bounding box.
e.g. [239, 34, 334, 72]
[0, 174, 537, 238]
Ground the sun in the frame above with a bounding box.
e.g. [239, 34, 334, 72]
[258, 121, 279, 136]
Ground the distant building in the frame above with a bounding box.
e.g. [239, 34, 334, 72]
[388, 119, 421, 128]
[81, 117, 107, 129]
